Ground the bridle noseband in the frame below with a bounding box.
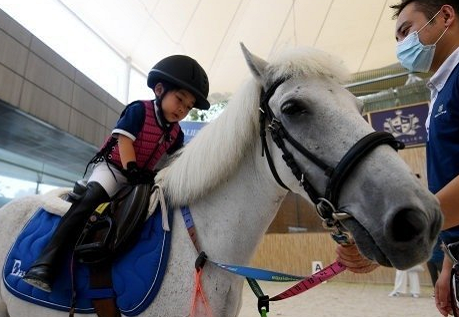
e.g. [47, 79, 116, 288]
[259, 77, 405, 238]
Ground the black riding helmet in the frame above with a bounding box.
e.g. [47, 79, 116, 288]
[147, 55, 210, 110]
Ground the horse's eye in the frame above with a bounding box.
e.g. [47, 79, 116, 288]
[281, 102, 306, 116]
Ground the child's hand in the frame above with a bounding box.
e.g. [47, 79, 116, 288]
[123, 162, 156, 185]
[123, 161, 142, 184]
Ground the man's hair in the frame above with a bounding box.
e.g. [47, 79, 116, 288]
[390, 0, 459, 19]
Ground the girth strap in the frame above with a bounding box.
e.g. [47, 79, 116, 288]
[89, 263, 121, 317]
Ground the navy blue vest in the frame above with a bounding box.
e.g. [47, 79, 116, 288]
[427, 62, 459, 194]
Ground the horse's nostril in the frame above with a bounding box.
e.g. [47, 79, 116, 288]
[391, 209, 426, 242]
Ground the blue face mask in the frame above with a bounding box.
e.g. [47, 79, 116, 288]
[396, 10, 448, 73]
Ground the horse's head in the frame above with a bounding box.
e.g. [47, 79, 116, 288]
[241, 44, 442, 269]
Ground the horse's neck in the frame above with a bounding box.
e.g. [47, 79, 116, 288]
[189, 146, 286, 264]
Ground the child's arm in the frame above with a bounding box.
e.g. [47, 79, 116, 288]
[117, 134, 136, 169]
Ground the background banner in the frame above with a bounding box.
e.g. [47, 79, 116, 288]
[367, 103, 429, 147]
[179, 121, 207, 144]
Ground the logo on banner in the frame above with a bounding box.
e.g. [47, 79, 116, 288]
[368, 103, 428, 147]
[383, 110, 420, 137]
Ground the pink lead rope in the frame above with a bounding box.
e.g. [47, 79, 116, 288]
[269, 261, 346, 301]
[181, 206, 349, 316]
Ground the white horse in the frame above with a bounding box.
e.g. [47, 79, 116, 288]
[0, 44, 442, 317]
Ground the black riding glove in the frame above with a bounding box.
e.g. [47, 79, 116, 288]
[124, 161, 142, 185]
[123, 162, 156, 185]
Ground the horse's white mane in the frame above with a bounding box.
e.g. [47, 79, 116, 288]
[157, 47, 350, 207]
[156, 79, 260, 207]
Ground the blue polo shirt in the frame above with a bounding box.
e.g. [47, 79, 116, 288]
[426, 48, 459, 244]
[426, 63, 459, 194]
[429, 237, 444, 263]
[112, 101, 147, 141]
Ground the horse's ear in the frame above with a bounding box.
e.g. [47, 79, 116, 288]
[240, 43, 269, 88]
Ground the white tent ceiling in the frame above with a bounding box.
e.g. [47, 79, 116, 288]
[50, 0, 401, 100]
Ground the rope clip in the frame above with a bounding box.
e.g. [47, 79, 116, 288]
[258, 295, 269, 315]
[195, 251, 208, 272]
[330, 230, 353, 245]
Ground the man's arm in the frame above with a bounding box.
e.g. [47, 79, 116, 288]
[435, 256, 453, 316]
[335, 244, 379, 273]
[437, 175, 459, 229]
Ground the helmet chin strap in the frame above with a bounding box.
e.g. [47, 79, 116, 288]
[154, 96, 171, 129]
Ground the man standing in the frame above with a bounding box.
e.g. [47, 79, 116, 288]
[391, 1, 459, 315]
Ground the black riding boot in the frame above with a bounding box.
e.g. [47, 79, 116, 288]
[22, 182, 110, 292]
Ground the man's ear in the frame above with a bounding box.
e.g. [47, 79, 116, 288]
[154, 83, 164, 97]
[442, 5, 455, 27]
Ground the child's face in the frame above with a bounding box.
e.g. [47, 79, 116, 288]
[161, 89, 196, 122]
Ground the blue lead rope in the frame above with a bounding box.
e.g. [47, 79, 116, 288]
[180, 206, 336, 317]
[181, 206, 306, 282]
[208, 260, 304, 282]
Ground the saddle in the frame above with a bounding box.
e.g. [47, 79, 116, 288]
[4, 183, 172, 316]
[73, 182, 152, 264]
[72, 181, 152, 317]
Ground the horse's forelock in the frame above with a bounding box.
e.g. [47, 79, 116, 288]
[157, 47, 349, 207]
[268, 47, 350, 84]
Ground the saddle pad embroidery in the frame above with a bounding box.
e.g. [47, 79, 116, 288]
[2, 207, 172, 316]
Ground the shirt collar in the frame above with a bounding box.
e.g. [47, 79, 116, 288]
[427, 46, 459, 92]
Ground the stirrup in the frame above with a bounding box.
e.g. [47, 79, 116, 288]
[23, 275, 52, 293]
[74, 214, 115, 264]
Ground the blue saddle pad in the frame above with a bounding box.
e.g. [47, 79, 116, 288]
[2, 206, 172, 316]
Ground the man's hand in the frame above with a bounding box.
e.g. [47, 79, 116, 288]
[335, 243, 379, 273]
[436, 258, 453, 316]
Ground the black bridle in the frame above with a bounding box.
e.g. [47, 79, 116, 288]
[259, 77, 405, 237]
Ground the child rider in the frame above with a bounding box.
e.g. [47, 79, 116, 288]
[23, 55, 210, 292]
